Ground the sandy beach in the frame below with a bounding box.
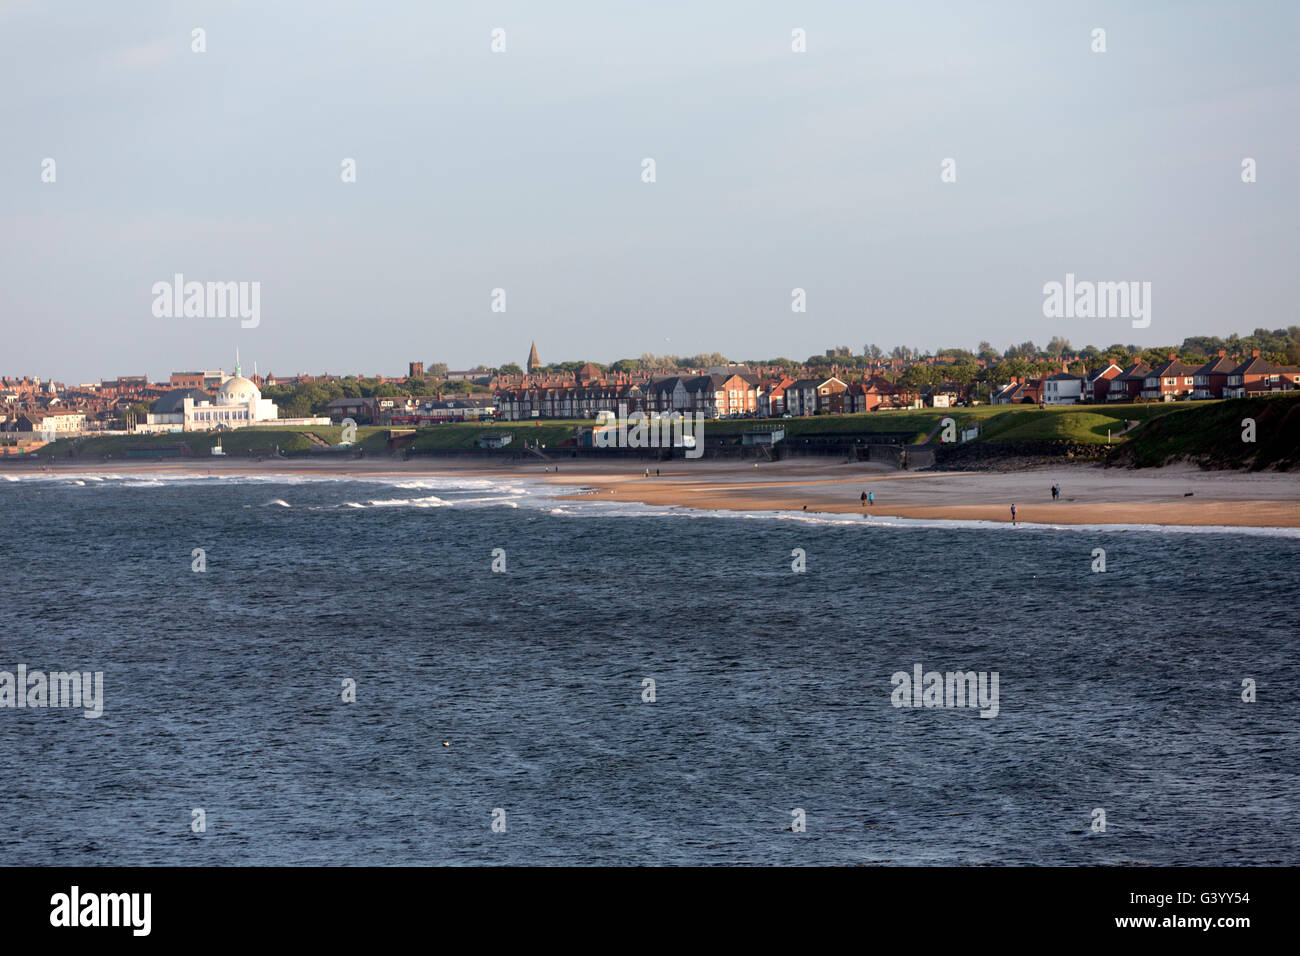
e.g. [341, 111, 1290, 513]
[7, 456, 1299, 528]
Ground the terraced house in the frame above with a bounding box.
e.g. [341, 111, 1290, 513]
[844, 376, 910, 412]
[1081, 363, 1123, 402]
[1141, 359, 1198, 401]
[1223, 351, 1300, 398]
[756, 377, 794, 417]
[495, 383, 646, 420]
[644, 373, 759, 418]
[1191, 351, 1237, 400]
[1106, 363, 1151, 402]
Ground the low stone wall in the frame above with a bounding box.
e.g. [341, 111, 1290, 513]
[932, 440, 1109, 471]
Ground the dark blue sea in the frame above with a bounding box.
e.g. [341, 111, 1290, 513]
[1, 471, 1297, 865]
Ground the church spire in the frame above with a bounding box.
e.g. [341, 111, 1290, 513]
[527, 341, 541, 372]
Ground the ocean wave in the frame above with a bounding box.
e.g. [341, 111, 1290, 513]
[366, 495, 449, 508]
[0, 471, 527, 494]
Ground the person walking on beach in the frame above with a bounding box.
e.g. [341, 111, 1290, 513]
[1010, 503, 1017, 524]
[861, 491, 868, 506]
[868, 491, 874, 507]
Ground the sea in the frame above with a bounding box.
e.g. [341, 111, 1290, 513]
[0, 471, 1297, 865]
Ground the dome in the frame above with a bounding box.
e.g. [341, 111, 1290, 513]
[217, 376, 260, 406]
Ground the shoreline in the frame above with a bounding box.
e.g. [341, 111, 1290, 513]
[4, 457, 1298, 528]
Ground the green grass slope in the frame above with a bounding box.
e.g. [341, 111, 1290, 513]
[1109, 394, 1300, 470]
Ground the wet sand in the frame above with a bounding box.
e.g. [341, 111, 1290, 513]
[7, 456, 1299, 528]
[549, 461, 1300, 528]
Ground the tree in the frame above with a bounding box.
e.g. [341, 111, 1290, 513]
[1005, 340, 1039, 360]
[900, 365, 941, 389]
[287, 383, 329, 417]
[426, 362, 449, 380]
[945, 362, 978, 386]
[995, 359, 1030, 383]
[498, 363, 523, 377]
[1102, 343, 1134, 367]
[640, 352, 681, 369]
[122, 402, 151, 429]
[1046, 336, 1071, 358]
[1140, 348, 1175, 368]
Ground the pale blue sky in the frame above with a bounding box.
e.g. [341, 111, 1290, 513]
[2, 0, 1297, 382]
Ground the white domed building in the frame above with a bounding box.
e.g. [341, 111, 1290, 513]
[180, 361, 279, 431]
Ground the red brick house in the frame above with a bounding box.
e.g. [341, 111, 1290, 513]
[1081, 363, 1122, 403]
[1141, 359, 1197, 401]
[1191, 351, 1237, 400]
[1224, 351, 1300, 398]
[1106, 363, 1151, 402]
[992, 377, 1043, 405]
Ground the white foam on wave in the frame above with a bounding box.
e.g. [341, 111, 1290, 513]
[381, 477, 518, 493]
[366, 495, 449, 508]
[0, 470, 528, 493]
[263, 498, 291, 508]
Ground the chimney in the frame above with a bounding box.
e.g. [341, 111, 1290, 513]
[1252, 349, 1260, 358]
[1218, 349, 1226, 357]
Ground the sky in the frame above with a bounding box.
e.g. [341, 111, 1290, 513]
[1, 0, 1297, 383]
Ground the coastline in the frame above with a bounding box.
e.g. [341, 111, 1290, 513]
[5, 456, 1299, 528]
